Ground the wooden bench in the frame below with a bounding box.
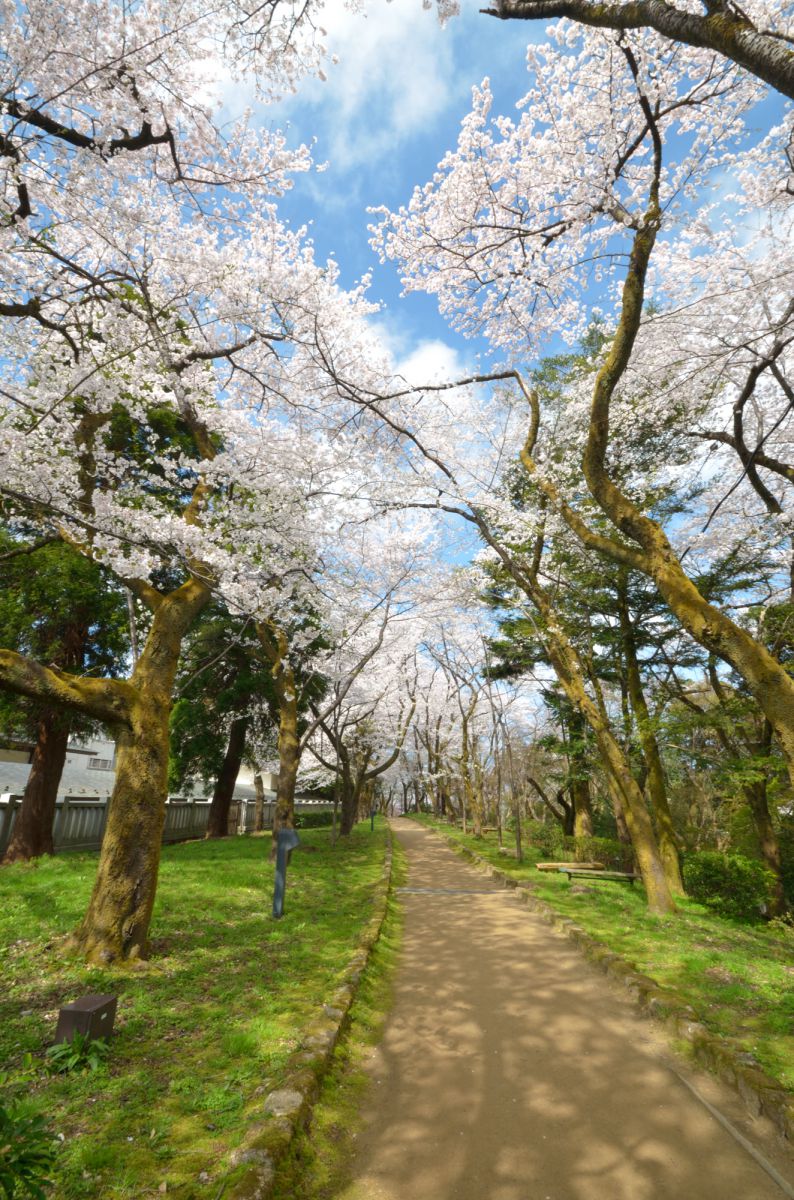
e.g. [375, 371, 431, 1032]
[559, 868, 640, 885]
[535, 861, 604, 872]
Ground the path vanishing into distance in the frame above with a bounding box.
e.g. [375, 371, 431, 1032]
[338, 820, 794, 1200]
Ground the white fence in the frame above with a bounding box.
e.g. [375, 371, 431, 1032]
[0, 794, 330, 856]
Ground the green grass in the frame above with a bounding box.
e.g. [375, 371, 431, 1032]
[270, 837, 407, 1200]
[0, 821, 389, 1199]
[415, 816, 794, 1093]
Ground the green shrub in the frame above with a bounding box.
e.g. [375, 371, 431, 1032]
[563, 835, 634, 871]
[683, 850, 773, 922]
[294, 810, 334, 829]
[0, 1102, 56, 1199]
[522, 820, 566, 858]
[519, 824, 633, 870]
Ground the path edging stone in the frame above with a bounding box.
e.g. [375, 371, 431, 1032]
[428, 823, 794, 1142]
[224, 831, 395, 1200]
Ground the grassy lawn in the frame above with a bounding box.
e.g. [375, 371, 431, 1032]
[415, 816, 794, 1093]
[0, 821, 389, 1199]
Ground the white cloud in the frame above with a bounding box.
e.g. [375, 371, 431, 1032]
[395, 337, 468, 385]
[367, 314, 469, 383]
[276, 0, 460, 169]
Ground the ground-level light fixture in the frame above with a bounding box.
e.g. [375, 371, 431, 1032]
[55, 994, 117, 1043]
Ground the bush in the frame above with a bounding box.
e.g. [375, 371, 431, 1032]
[294, 810, 334, 829]
[563, 835, 634, 871]
[0, 1101, 56, 1199]
[522, 820, 566, 858]
[520, 823, 633, 870]
[683, 850, 773, 922]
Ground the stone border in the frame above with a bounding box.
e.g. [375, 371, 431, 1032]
[429, 823, 794, 1142]
[224, 831, 395, 1199]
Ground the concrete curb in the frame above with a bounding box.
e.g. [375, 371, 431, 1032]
[430, 824, 794, 1142]
[224, 830, 395, 1199]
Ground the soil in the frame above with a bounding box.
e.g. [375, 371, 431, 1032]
[338, 819, 793, 1200]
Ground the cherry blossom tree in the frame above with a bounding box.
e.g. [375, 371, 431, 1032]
[304, 549, 437, 835]
[372, 21, 794, 906]
[0, 0, 425, 961]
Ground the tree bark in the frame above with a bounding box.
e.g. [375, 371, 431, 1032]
[69, 578, 210, 962]
[743, 776, 787, 917]
[206, 715, 248, 838]
[271, 679, 299, 854]
[253, 771, 267, 833]
[742, 720, 787, 917]
[567, 709, 594, 841]
[339, 758, 357, 836]
[617, 577, 685, 895]
[2, 710, 69, 863]
[533, 595, 672, 907]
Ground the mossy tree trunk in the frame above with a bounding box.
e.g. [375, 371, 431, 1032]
[617, 575, 685, 895]
[339, 752, 358, 836]
[567, 709, 594, 840]
[71, 579, 210, 962]
[0, 575, 210, 961]
[470, 519, 675, 912]
[526, 588, 672, 908]
[253, 771, 267, 833]
[744, 774, 787, 917]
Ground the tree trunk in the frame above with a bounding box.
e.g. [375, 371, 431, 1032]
[741, 720, 787, 916]
[618, 578, 685, 895]
[68, 579, 209, 963]
[206, 715, 248, 838]
[610, 784, 633, 849]
[743, 778, 787, 917]
[270, 676, 299, 858]
[544, 625, 674, 912]
[2, 710, 69, 864]
[253, 771, 266, 832]
[571, 777, 593, 838]
[568, 708, 594, 841]
[339, 765, 357, 836]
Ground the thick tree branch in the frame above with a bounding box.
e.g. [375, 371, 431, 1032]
[0, 648, 134, 726]
[3, 100, 178, 162]
[483, 1, 794, 101]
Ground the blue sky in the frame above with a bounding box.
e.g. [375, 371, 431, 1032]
[216, 4, 789, 391]
[255, 2, 543, 376]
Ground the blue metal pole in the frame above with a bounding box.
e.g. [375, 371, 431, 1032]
[272, 827, 300, 918]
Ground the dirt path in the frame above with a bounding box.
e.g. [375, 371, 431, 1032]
[337, 819, 793, 1200]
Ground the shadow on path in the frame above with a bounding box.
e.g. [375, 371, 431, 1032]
[337, 819, 792, 1200]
